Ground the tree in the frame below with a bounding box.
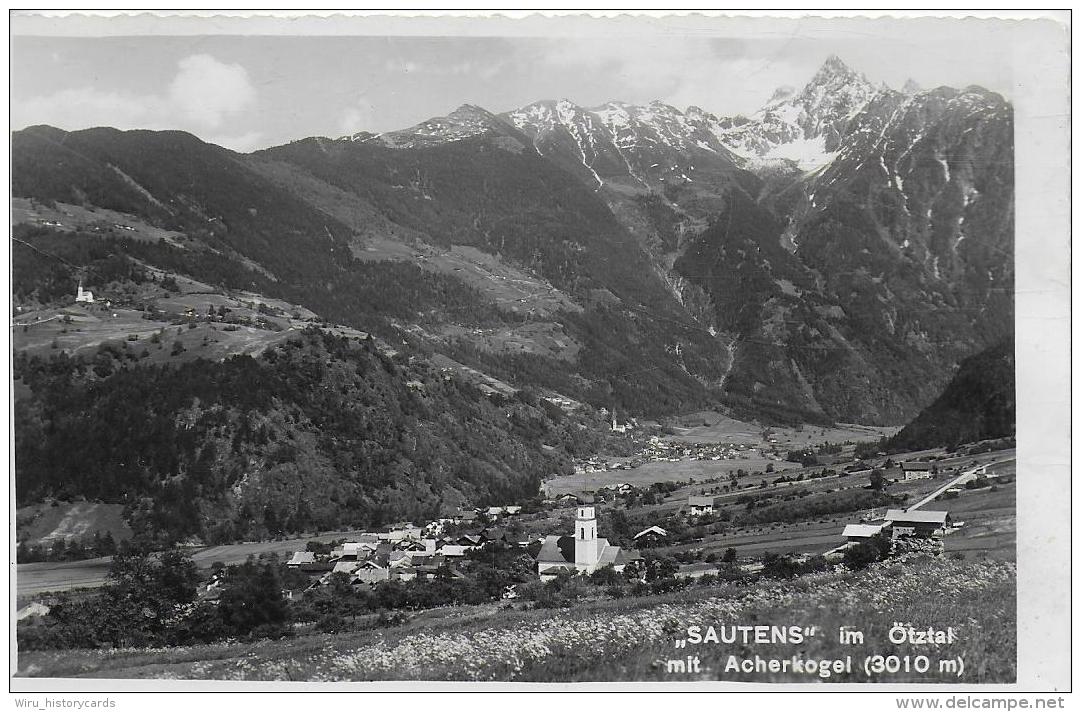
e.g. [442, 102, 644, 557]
[869, 469, 885, 492]
[217, 559, 291, 638]
[721, 547, 738, 564]
[306, 539, 334, 556]
[589, 565, 623, 586]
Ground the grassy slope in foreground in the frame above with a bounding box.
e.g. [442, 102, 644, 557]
[18, 555, 1015, 683]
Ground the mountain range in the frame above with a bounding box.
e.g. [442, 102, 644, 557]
[12, 55, 1014, 426]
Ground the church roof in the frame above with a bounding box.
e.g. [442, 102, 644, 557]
[596, 543, 621, 567]
[536, 535, 575, 564]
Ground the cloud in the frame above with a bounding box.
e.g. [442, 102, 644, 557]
[168, 54, 256, 128]
[16, 87, 168, 132]
[201, 130, 265, 153]
[532, 37, 807, 116]
[14, 53, 260, 150]
[338, 97, 377, 135]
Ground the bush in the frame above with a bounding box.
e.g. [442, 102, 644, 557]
[843, 534, 893, 570]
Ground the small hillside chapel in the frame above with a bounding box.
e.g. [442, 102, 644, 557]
[536, 505, 640, 579]
[75, 280, 94, 304]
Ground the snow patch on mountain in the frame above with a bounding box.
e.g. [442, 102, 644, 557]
[713, 55, 879, 171]
[761, 135, 837, 170]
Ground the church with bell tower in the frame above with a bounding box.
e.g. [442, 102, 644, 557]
[536, 502, 640, 578]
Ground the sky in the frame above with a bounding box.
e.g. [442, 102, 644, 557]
[11, 14, 1023, 153]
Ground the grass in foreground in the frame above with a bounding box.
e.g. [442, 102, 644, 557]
[17, 555, 1014, 684]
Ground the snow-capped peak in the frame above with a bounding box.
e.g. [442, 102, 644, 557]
[376, 103, 508, 148]
[711, 54, 880, 170]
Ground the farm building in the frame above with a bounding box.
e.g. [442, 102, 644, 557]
[559, 492, 595, 505]
[841, 523, 885, 542]
[536, 506, 640, 579]
[454, 510, 478, 524]
[687, 495, 720, 516]
[901, 461, 935, 480]
[286, 551, 316, 567]
[632, 525, 669, 546]
[883, 509, 951, 538]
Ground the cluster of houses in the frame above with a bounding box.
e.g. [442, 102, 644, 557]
[641, 437, 768, 465]
[278, 503, 650, 591]
[548, 484, 637, 506]
[281, 510, 524, 589]
[568, 438, 773, 478]
[841, 508, 955, 545]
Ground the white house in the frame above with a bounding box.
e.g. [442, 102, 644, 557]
[687, 495, 720, 516]
[901, 461, 935, 480]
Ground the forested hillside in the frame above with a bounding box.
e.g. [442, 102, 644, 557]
[14, 329, 614, 545]
[886, 339, 1015, 451]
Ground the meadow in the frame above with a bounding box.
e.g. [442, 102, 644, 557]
[17, 555, 1015, 684]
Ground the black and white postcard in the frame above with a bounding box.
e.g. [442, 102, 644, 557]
[7, 9, 1071, 700]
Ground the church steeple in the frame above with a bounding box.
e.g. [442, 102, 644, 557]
[574, 505, 599, 568]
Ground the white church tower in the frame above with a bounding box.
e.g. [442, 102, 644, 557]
[574, 506, 599, 569]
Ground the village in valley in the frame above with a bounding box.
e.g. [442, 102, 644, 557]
[14, 278, 1017, 644]
[187, 414, 1016, 610]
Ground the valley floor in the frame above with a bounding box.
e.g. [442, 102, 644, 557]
[17, 555, 1015, 684]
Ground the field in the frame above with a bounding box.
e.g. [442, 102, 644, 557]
[544, 455, 801, 496]
[666, 412, 899, 448]
[12, 306, 303, 364]
[543, 411, 905, 497]
[12, 197, 186, 246]
[940, 460, 1016, 562]
[15, 555, 1015, 683]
